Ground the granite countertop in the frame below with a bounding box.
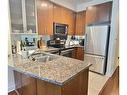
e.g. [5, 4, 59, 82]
[8, 50, 90, 86]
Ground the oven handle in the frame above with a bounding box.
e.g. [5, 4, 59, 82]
[60, 49, 74, 55]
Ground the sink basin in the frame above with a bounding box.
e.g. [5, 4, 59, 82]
[28, 52, 58, 62]
[35, 55, 57, 62]
[18, 50, 36, 58]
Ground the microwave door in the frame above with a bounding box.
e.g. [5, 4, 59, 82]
[54, 23, 68, 35]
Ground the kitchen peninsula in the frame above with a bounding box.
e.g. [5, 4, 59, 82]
[8, 50, 91, 95]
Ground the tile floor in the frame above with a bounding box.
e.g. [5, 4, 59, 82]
[88, 71, 109, 95]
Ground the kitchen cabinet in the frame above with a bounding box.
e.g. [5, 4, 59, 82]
[9, 0, 23, 33]
[97, 2, 112, 24]
[14, 71, 37, 95]
[25, 0, 36, 33]
[37, 0, 53, 35]
[9, 0, 37, 34]
[75, 11, 86, 35]
[37, 68, 88, 95]
[14, 69, 89, 95]
[73, 47, 84, 61]
[53, 4, 76, 35]
[66, 10, 76, 35]
[53, 4, 63, 23]
[86, 2, 112, 25]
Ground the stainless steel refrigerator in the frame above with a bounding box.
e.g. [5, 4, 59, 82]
[84, 25, 110, 75]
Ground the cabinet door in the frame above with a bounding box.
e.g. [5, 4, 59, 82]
[14, 71, 23, 95]
[53, 4, 63, 23]
[86, 2, 112, 25]
[9, 0, 23, 33]
[53, 4, 75, 35]
[75, 11, 86, 35]
[97, 2, 112, 23]
[14, 71, 37, 95]
[63, 8, 75, 35]
[74, 47, 84, 61]
[37, 0, 53, 35]
[21, 74, 37, 95]
[25, 0, 36, 33]
[86, 6, 98, 25]
[77, 47, 84, 61]
[67, 10, 76, 35]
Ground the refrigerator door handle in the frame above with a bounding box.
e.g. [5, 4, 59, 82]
[84, 33, 88, 50]
[86, 34, 88, 45]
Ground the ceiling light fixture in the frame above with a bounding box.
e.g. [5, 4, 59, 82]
[41, 2, 48, 7]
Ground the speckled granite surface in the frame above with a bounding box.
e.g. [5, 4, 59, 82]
[8, 51, 90, 85]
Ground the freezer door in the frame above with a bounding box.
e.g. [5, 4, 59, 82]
[85, 54, 106, 74]
[84, 25, 109, 56]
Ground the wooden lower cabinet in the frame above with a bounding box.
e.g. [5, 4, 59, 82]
[14, 71, 37, 95]
[37, 68, 89, 95]
[73, 47, 84, 61]
[14, 68, 89, 95]
[37, 80, 61, 95]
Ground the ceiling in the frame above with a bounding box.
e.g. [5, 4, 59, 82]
[50, 0, 112, 11]
[66, 0, 93, 5]
[50, 0, 94, 11]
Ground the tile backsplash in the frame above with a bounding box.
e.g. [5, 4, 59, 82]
[11, 34, 84, 48]
[11, 34, 51, 46]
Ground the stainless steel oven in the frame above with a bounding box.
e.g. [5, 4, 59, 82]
[60, 48, 74, 58]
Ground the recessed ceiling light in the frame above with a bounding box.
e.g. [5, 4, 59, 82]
[41, 2, 48, 7]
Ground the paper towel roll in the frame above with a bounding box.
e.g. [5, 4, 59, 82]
[16, 41, 21, 52]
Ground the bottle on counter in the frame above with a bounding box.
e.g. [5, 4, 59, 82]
[12, 45, 17, 54]
[37, 37, 46, 49]
[16, 41, 21, 52]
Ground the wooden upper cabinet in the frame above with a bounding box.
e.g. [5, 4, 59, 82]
[68, 12, 76, 35]
[86, 6, 98, 25]
[86, 1, 112, 25]
[53, 4, 76, 35]
[97, 2, 112, 23]
[65, 9, 76, 35]
[53, 4, 63, 23]
[75, 11, 86, 35]
[37, 0, 53, 35]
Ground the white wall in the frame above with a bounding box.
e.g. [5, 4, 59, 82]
[106, 0, 119, 76]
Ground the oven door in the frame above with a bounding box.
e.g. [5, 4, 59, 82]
[60, 49, 74, 58]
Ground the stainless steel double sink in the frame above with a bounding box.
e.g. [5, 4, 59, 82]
[28, 52, 58, 62]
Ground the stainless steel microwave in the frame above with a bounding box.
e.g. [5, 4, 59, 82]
[53, 23, 68, 35]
